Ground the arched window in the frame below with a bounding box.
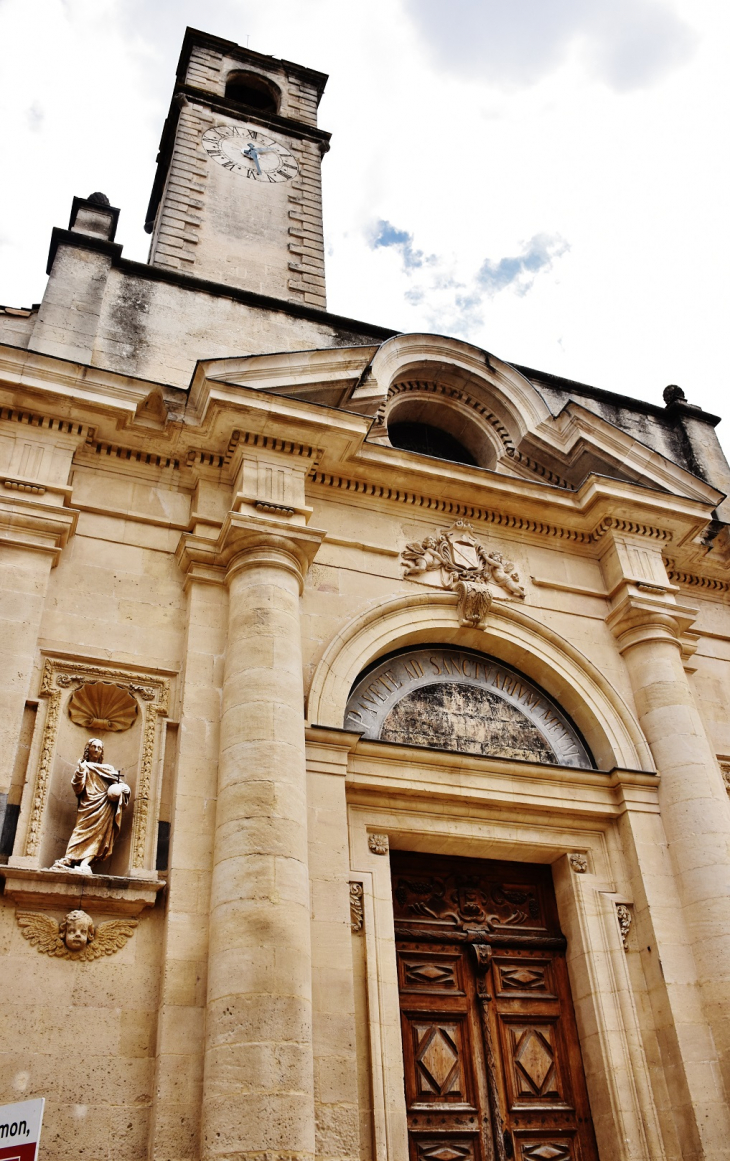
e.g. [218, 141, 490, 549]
[388, 420, 478, 466]
[225, 71, 280, 114]
[345, 647, 594, 768]
[385, 381, 499, 469]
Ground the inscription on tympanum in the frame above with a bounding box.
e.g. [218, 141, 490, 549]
[345, 648, 592, 768]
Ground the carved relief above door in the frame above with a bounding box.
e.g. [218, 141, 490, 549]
[392, 853, 598, 1161]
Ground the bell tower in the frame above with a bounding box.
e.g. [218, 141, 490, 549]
[145, 28, 329, 308]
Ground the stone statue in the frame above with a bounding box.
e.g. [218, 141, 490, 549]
[16, 908, 138, 960]
[51, 738, 131, 874]
[60, 909, 95, 951]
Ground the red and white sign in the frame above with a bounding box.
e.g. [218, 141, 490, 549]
[0, 1099, 44, 1161]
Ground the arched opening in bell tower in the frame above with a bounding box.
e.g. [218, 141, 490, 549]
[225, 70, 280, 113]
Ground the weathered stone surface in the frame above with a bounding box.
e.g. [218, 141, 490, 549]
[380, 681, 556, 762]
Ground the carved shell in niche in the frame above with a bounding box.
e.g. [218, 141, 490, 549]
[68, 682, 138, 732]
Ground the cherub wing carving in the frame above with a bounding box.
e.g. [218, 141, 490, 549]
[82, 917, 138, 961]
[16, 911, 66, 956]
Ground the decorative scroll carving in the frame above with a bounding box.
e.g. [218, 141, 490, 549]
[453, 579, 492, 629]
[27, 672, 63, 858]
[402, 521, 525, 599]
[569, 854, 588, 874]
[394, 873, 542, 935]
[16, 908, 137, 960]
[50, 739, 131, 874]
[25, 658, 170, 867]
[349, 882, 364, 932]
[132, 704, 158, 869]
[68, 682, 138, 732]
[720, 762, 730, 794]
[616, 904, 632, 950]
[368, 833, 389, 856]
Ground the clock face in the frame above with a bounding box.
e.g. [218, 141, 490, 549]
[201, 124, 299, 183]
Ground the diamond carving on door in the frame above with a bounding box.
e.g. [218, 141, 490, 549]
[407, 962, 459, 988]
[393, 852, 598, 1161]
[499, 965, 547, 991]
[512, 1026, 559, 1097]
[416, 1023, 463, 1095]
[415, 1142, 476, 1160]
[521, 1143, 572, 1160]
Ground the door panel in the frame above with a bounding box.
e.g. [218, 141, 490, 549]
[398, 944, 492, 1160]
[392, 854, 599, 1161]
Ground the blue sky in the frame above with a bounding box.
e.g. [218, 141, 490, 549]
[0, 0, 728, 431]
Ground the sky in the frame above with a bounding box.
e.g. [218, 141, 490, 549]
[0, 0, 729, 431]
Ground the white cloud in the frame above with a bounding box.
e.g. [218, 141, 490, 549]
[402, 0, 698, 91]
[0, 0, 728, 455]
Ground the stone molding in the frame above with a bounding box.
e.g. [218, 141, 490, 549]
[308, 470, 697, 553]
[176, 510, 326, 592]
[375, 378, 571, 488]
[606, 592, 698, 654]
[0, 494, 78, 565]
[307, 590, 651, 772]
[2, 867, 164, 915]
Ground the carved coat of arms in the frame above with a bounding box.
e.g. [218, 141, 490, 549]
[401, 521, 524, 628]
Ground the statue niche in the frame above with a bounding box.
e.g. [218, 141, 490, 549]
[50, 738, 131, 875]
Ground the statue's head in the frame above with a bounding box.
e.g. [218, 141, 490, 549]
[84, 738, 104, 762]
[60, 909, 95, 951]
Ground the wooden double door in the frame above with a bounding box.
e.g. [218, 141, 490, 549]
[392, 853, 598, 1161]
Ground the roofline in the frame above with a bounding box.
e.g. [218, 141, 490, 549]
[514, 362, 721, 428]
[177, 27, 329, 95]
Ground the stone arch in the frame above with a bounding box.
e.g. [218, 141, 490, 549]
[224, 69, 281, 114]
[370, 333, 553, 446]
[307, 591, 651, 772]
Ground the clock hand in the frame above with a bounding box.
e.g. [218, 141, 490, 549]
[241, 143, 262, 174]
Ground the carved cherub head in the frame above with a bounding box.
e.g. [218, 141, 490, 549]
[83, 738, 104, 763]
[60, 909, 95, 951]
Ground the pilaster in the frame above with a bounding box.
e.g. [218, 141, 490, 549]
[0, 496, 77, 791]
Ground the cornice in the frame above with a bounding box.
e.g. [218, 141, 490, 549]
[606, 591, 699, 653]
[665, 560, 730, 595]
[176, 510, 326, 591]
[307, 466, 710, 552]
[0, 342, 721, 576]
[0, 494, 78, 564]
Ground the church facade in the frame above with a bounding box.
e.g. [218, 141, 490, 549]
[2, 26, 730, 1161]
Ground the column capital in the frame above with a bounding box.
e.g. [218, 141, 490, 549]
[606, 588, 698, 654]
[0, 494, 78, 565]
[176, 510, 325, 593]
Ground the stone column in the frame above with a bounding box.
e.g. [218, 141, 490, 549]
[197, 517, 323, 1161]
[605, 542, 730, 1145]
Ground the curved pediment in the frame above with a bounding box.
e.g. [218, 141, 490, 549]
[192, 334, 724, 507]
